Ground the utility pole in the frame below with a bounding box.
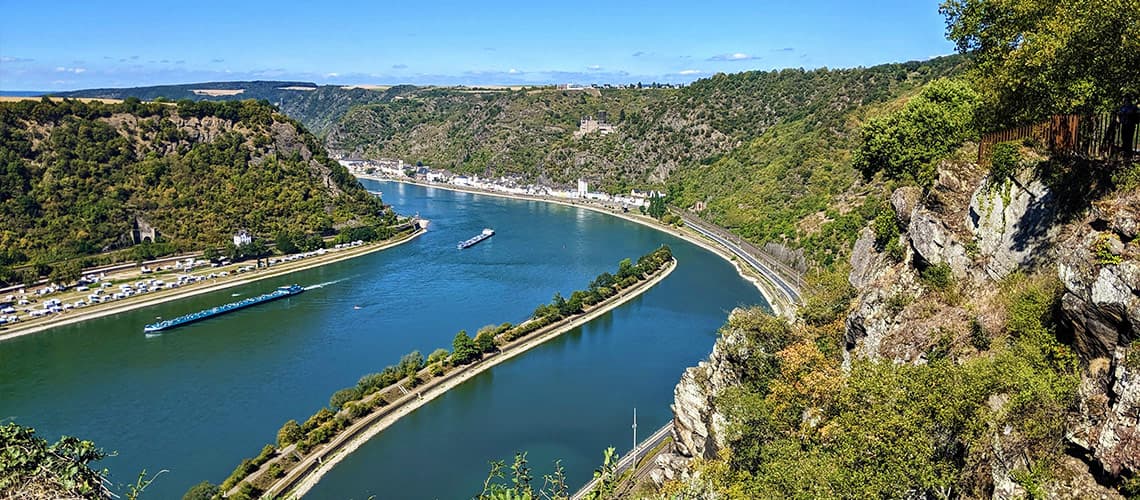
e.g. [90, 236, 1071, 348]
[632, 407, 638, 470]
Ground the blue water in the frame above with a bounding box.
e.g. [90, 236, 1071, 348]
[0, 180, 765, 499]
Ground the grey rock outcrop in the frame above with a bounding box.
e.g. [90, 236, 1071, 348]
[1058, 200, 1140, 480]
[655, 310, 755, 483]
[968, 174, 1059, 280]
[891, 186, 923, 225]
[909, 211, 976, 280]
[849, 227, 885, 290]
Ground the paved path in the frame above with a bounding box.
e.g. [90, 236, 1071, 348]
[570, 423, 673, 500]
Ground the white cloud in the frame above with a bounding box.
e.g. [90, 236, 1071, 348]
[587, 65, 602, 71]
[678, 69, 702, 75]
[508, 68, 520, 74]
[325, 72, 340, 78]
[708, 52, 759, 61]
[54, 67, 86, 74]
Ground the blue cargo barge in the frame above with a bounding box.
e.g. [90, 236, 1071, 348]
[144, 284, 304, 334]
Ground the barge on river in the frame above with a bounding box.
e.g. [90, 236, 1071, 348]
[458, 228, 495, 249]
[144, 284, 304, 334]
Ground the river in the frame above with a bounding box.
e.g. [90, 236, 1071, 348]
[0, 180, 765, 499]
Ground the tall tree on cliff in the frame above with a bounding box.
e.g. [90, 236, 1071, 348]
[940, 0, 1140, 127]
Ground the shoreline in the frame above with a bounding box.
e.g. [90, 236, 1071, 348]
[362, 175, 788, 316]
[274, 259, 678, 499]
[0, 228, 425, 343]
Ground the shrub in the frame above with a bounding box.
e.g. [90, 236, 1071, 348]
[872, 210, 900, 248]
[969, 317, 991, 351]
[989, 142, 1021, 182]
[266, 463, 284, 479]
[1126, 343, 1140, 371]
[884, 238, 905, 263]
[884, 293, 912, 316]
[302, 408, 334, 433]
[1092, 234, 1122, 266]
[426, 348, 450, 365]
[919, 262, 955, 292]
[253, 443, 276, 466]
[182, 481, 219, 500]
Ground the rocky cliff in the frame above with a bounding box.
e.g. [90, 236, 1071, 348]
[654, 157, 1140, 497]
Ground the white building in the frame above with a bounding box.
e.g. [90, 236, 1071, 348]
[233, 230, 252, 247]
[577, 179, 589, 198]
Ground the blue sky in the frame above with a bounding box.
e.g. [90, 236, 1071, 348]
[0, 0, 956, 91]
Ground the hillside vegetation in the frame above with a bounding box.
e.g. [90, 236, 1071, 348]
[0, 98, 393, 283]
[324, 58, 961, 193]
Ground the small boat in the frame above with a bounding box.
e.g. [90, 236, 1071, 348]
[458, 228, 495, 249]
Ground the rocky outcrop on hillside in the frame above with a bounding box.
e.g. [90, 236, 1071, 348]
[651, 310, 751, 485]
[655, 165, 1140, 497]
[1057, 189, 1140, 481]
[969, 172, 1061, 279]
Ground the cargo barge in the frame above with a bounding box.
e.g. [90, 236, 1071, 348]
[144, 284, 304, 334]
[457, 228, 495, 249]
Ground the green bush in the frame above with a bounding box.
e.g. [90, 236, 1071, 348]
[181, 481, 219, 500]
[1092, 234, 1122, 266]
[426, 348, 450, 365]
[853, 78, 980, 186]
[919, 262, 955, 292]
[970, 318, 991, 351]
[872, 210, 900, 248]
[989, 142, 1021, 182]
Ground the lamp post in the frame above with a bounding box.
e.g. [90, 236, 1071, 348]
[632, 407, 638, 471]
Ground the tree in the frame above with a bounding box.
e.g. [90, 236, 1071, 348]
[452, 330, 479, 365]
[276, 419, 303, 447]
[616, 258, 635, 280]
[182, 481, 219, 500]
[647, 193, 667, 219]
[275, 231, 298, 254]
[852, 78, 980, 186]
[475, 325, 498, 353]
[329, 387, 361, 410]
[940, 0, 1140, 126]
[398, 350, 425, 380]
[0, 423, 113, 499]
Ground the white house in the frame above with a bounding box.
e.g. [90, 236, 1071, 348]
[233, 230, 252, 247]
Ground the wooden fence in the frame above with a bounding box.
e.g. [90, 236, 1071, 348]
[978, 113, 1139, 166]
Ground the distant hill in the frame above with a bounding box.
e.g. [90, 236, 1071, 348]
[52, 80, 318, 102]
[322, 58, 963, 190]
[46, 57, 964, 267]
[52, 81, 412, 137]
[0, 98, 393, 282]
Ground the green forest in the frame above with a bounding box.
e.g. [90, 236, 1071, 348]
[0, 98, 394, 284]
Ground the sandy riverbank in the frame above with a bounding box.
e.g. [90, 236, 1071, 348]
[0, 229, 425, 343]
[276, 258, 677, 499]
[360, 175, 788, 316]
